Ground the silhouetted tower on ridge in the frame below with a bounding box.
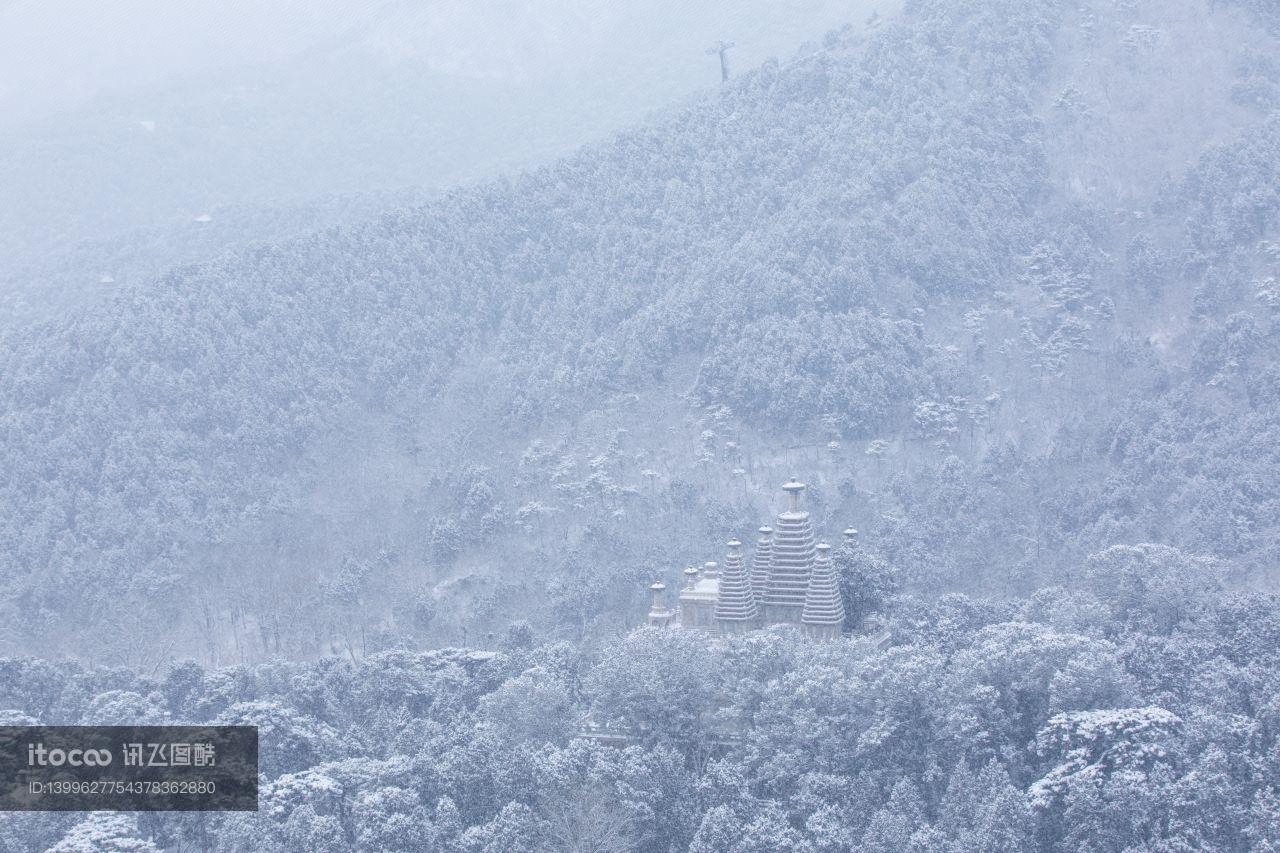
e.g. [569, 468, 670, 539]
[707, 40, 735, 83]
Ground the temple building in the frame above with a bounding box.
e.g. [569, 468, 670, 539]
[647, 480, 847, 639]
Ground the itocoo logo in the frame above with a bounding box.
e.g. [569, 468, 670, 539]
[27, 743, 113, 767]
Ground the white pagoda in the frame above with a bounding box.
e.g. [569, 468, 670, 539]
[647, 480, 845, 640]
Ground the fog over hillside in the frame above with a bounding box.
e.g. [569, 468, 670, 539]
[1, 0, 1279, 850]
[0, 0, 888, 323]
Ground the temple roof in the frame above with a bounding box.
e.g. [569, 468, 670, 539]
[679, 564, 720, 604]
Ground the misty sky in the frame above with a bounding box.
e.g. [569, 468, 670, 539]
[0, 0, 886, 128]
[0, 0, 380, 125]
[0, 0, 892, 325]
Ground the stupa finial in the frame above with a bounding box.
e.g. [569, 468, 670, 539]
[782, 479, 806, 512]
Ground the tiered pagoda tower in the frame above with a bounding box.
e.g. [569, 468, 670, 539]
[761, 480, 817, 625]
[713, 539, 757, 632]
[801, 542, 844, 639]
[750, 526, 773, 609]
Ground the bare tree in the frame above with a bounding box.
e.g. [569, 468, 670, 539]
[537, 784, 635, 853]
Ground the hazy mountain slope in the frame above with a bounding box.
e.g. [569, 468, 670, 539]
[0, 186, 438, 324]
[2, 0, 1278, 663]
[0, 0, 893, 324]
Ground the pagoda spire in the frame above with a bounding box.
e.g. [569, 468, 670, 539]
[802, 542, 845, 639]
[683, 565, 699, 590]
[784, 478, 804, 511]
[750, 526, 773, 608]
[714, 539, 757, 631]
[763, 480, 816, 623]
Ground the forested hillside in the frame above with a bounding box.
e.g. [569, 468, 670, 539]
[2, 0, 1280, 848]
[0, 0, 887, 324]
[2, 574, 1278, 851]
[3, 0, 1277, 664]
